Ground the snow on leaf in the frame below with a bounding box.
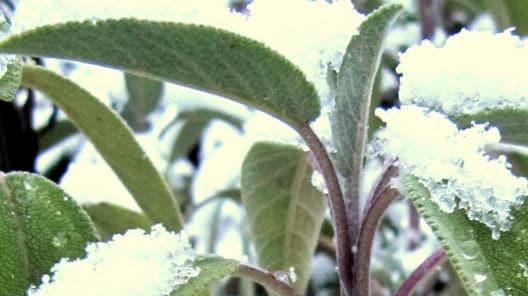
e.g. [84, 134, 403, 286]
[369, 106, 528, 239]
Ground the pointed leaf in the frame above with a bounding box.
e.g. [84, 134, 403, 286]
[0, 20, 320, 125]
[0, 172, 98, 295]
[454, 107, 528, 146]
[169, 120, 208, 162]
[171, 255, 239, 296]
[82, 202, 151, 241]
[21, 65, 184, 231]
[38, 120, 78, 152]
[122, 73, 163, 131]
[0, 56, 22, 102]
[241, 142, 326, 293]
[402, 175, 528, 296]
[330, 4, 403, 177]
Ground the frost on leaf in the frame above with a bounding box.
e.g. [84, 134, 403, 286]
[397, 29, 528, 114]
[27, 224, 200, 296]
[369, 106, 528, 239]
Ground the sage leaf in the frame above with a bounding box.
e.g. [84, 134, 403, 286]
[330, 4, 403, 177]
[122, 73, 164, 131]
[241, 142, 326, 293]
[500, 0, 528, 34]
[21, 65, 184, 231]
[0, 172, 98, 296]
[0, 56, 22, 102]
[0, 20, 320, 125]
[171, 255, 239, 296]
[402, 175, 528, 296]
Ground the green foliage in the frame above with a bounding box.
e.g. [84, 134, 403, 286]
[0, 19, 320, 126]
[122, 73, 164, 131]
[403, 175, 528, 296]
[241, 142, 326, 293]
[21, 65, 184, 231]
[0, 57, 22, 102]
[0, 172, 98, 295]
[330, 4, 403, 176]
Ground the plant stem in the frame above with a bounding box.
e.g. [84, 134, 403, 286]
[297, 124, 354, 296]
[354, 163, 399, 296]
[393, 249, 447, 296]
[417, 0, 441, 40]
[234, 264, 302, 296]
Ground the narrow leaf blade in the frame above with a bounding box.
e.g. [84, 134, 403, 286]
[0, 20, 320, 125]
[241, 142, 326, 293]
[402, 175, 528, 296]
[122, 73, 163, 131]
[330, 4, 403, 175]
[21, 65, 184, 231]
[0, 172, 98, 295]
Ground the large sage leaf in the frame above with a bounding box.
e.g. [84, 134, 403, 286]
[241, 142, 326, 293]
[0, 172, 98, 296]
[0, 20, 320, 126]
[330, 4, 403, 177]
[454, 107, 528, 146]
[21, 65, 184, 231]
[171, 256, 239, 296]
[402, 175, 528, 296]
[122, 73, 164, 131]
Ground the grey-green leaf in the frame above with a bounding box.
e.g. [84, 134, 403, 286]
[330, 4, 403, 177]
[122, 73, 164, 131]
[21, 65, 184, 231]
[0, 172, 98, 296]
[0, 19, 320, 125]
[171, 255, 239, 296]
[82, 202, 151, 241]
[402, 175, 528, 296]
[454, 107, 528, 146]
[241, 142, 326, 293]
[0, 56, 22, 102]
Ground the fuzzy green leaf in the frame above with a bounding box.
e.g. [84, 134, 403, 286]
[454, 107, 528, 146]
[122, 73, 163, 131]
[330, 4, 403, 176]
[501, 0, 528, 35]
[0, 19, 320, 125]
[82, 202, 151, 241]
[171, 256, 239, 296]
[241, 142, 326, 293]
[0, 172, 98, 296]
[0, 56, 22, 102]
[402, 175, 528, 296]
[21, 65, 184, 231]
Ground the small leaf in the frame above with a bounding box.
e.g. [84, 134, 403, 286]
[177, 108, 245, 130]
[0, 172, 98, 295]
[21, 65, 184, 231]
[171, 255, 239, 296]
[122, 73, 164, 131]
[82, 202, 151, 241]
[402, 175, 528, 296]
[454, 107, 528, 146]
[0, 19, 320, 126]
[241, 142, 326, 293]
[0, 56, 22, 102]
[330, 4, 403, 176]
[38, 120, 78, 152]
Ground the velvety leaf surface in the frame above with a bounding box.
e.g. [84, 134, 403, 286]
[0, 172, 98, 296]
[454, 107, 528, 146]
[0, 19, 320, 125]
[21, 65, 184, 231]
[0, 57, 22, 102]
[241, 142, 326, 293]
[171, 256, 239, 296]
[330, 4, 403, 176]
[82, 202, 151, 241]
[122, 73, 163, 131]
[402, 175, 528, 296]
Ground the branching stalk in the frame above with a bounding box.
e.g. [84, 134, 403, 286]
[393, 249, 447, 296]
[297, 124, 354, 296]
[234, 264, 302, 296]
[354, 163, 399, 296]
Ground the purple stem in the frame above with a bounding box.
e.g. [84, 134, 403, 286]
[393, 249, 447, 296]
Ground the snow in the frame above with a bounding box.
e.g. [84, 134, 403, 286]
[27, 224, 201, 296]
[397, 29, 528, 114]
[369, 105, 528, 239]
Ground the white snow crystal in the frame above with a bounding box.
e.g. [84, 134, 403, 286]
[369, 106, 528, 239]
[397, 29, 528, 114]
[27, 224, 201, 296]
